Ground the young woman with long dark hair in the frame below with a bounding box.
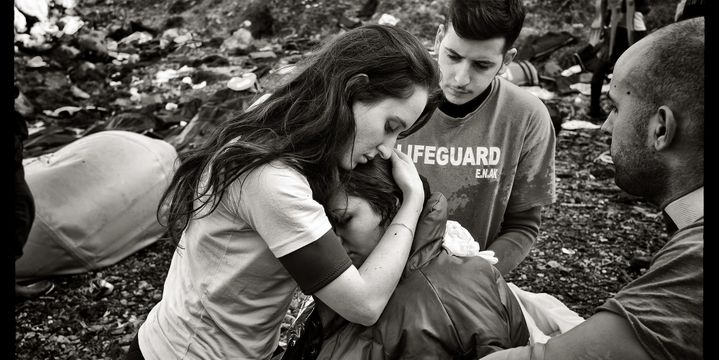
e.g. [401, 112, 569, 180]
[125, 24, 440, 359]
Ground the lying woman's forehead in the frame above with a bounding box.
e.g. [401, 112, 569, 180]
[327, 190, 350, 208]
[329, 193, 378, 217]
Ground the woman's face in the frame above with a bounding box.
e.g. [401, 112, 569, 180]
[339, 85, 429, 170]
[327, 191, 384, 268]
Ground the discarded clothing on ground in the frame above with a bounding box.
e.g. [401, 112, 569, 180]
[15, 130, 178, 282]
[502, 60, 541, 87]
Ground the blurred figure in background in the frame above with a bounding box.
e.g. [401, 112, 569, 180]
[588, 0, 651, 120]
[14, 85, 54, 300]
[674, 0, 703, 22]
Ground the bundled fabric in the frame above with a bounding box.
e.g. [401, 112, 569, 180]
[502, 60, 540, 87]
[506, 283, 585, 344]
[15, 130, 178, 282]
[516, 31, 577, 62]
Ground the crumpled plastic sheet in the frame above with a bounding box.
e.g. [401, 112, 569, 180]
[442, 220, 499, 264]
[561, 119, 601, 130]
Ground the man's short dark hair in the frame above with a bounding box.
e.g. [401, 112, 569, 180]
[447, 0, 526, 51]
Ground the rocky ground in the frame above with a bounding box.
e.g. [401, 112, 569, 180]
[14, 0, 679, 358]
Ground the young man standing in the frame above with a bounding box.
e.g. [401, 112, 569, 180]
[481, 17, 704, 360]
[397, 0, 556, 275]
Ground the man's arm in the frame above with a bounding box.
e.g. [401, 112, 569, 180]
[480, 312, 652, 360]
[488, 206, 541, 275]
[491, 90, 555, 275]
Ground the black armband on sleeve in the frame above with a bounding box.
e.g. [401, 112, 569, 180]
[278, 230, 353, 295]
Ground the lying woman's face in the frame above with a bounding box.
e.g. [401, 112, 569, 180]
[339, 85, 429, 170]
[327, 190, 384, 267]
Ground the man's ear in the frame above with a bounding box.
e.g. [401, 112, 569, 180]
[498, 48, 517, 75]
[652, 105, 677, 151]
[434, 24, 445, 55]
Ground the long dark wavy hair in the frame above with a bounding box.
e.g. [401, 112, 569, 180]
[159, 24, 441, 245]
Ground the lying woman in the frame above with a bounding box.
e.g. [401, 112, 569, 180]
[281, 158, 530, 359]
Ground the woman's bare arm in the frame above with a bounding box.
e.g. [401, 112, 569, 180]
[313, 149, 424, 326]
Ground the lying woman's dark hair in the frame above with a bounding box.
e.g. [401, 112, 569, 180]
[331, 158, 431, 229]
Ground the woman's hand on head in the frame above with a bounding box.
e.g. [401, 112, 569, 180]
[388, 148, 423, 201]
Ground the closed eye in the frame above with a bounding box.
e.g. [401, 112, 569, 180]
[329, 211, 351, 226]
[328, 211, 344, 227]
[384, 116, 407, 135]
[472, 61, 492, 70]
[606, 92, 617, 114]
[607, 103, 617, 114]
[335, 215, 351, 226]
[445, 48, 462, 62]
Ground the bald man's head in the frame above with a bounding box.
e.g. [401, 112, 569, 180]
[604, 17, 704, 204]
[617, 17, 704, 136]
